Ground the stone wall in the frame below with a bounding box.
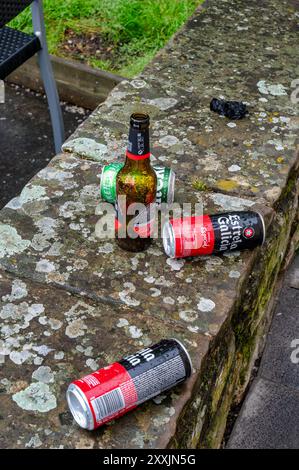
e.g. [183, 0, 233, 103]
[0, 0, 298, 448]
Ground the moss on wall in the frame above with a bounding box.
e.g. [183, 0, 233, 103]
[170, 166, 299, 448]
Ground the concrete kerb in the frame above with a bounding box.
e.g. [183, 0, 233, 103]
[6, 55, 124, 110]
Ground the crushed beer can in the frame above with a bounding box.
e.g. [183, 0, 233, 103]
[67, 339, 192, 430]
[163, 211, 265, 258]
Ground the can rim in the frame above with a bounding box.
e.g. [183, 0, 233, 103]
[167, 170, 175, 205]
[66, 383, 94, 430]
[255, 211, 266, 246]
[171, 338, 193, 377]
[162, 221, 175, 258]
[99, 165, 105, 200]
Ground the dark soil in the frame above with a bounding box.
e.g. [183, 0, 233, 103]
[60, 29, 124, 69]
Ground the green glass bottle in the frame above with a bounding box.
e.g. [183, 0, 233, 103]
[116, 113, 157, 252]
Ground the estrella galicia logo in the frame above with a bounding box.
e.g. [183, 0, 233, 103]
[243, 227, 255, 239]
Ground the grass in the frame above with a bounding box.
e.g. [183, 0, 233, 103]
[10, 0, 203, 78]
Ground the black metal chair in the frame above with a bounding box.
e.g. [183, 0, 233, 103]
[0, 0, 64, 153]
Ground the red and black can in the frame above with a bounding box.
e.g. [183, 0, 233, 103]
[66, 339, 192, 430]
[163, 211, 265, 259]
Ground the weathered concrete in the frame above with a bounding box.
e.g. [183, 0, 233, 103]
[7, 55, 124, 110]
[0, 270, 209, 449]
[65, 0, 299, 206]
[0, 0, 298, 448]
[0, 152, 273, 337]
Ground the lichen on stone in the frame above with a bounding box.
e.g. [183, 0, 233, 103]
[32, 366, 54, 384]
[0, 224, 31, 258]
[12, 382, 57, 412]
[62, 138, 108, 162]
[2, 279, 28, 302]
[119, 282, 140, 307]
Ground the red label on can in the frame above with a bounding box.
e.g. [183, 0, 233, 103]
[172, 215, 215, 258]
[73, 362, 138, 428]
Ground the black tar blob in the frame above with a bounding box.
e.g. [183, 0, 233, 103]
[210, 98, 248, 120]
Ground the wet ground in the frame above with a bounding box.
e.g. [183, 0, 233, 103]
[228, 254, 299, 448]
[0, 82, 91, 209]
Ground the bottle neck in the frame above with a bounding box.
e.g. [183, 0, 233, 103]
[126, 126, 150, 164]
[124, 156, 151, 169]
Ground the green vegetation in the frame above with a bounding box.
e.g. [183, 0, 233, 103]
[10, 0, 203, 77]
[192, 179, 209, 191]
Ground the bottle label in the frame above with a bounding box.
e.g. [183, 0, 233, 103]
[131, 204, 156, 238]
[114, 198, 126, 236]
[126, 128, 150, 160]
[115, 201, 156, 239]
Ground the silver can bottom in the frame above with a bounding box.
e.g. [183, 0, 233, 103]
[167, 169, 176, 205]
[162, 221, 176, 258]
[66, 383, 94, 430]
[255, 211, 266, 246]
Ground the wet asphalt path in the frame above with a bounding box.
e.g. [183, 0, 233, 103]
[228, 254, 299, 449]
[0, 82, 91, 209]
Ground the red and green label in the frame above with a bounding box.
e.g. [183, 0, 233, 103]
[101, 163, 173, 205]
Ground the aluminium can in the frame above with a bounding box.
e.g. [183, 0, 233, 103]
[154, 165, 175, 206]
[100, 162, 175, 205]
[100, 162, 121, 204]
[163, 211, 266, 259]
[66, 338, 192, 430]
